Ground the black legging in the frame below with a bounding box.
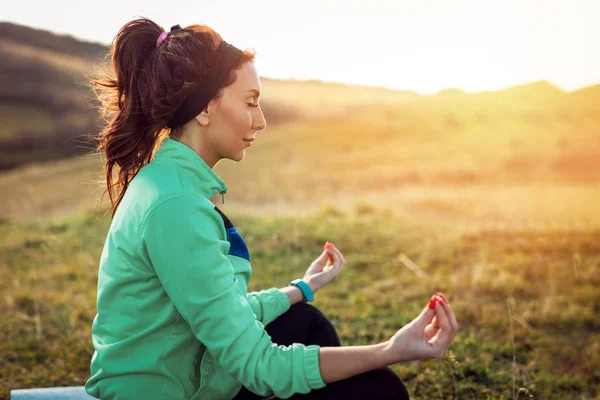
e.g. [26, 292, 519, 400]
[233, 302, 410, 400]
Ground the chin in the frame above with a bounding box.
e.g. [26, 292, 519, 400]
[231, 149, 246, 162]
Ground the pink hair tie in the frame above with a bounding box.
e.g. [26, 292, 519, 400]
[156, 31, 169, 48]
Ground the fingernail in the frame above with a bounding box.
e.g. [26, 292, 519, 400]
[324, 242, 335, 249]
[428, 295, 438, 309]
[436, 292, 448, 303]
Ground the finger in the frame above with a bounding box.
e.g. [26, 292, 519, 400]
[334, 250, 345, 271]
[333, 246, 345, 264]
[332, 249, 344, 271]
[332, 246, 345, 264]
[327, 263, 339, 274]
[427, 305, 453, 349]
[333, 259, 344, 279]
[440, 300, 459, 331]
[327, 244, 345, 264]
[328, 260, 341, 278]
[427, 325, 445, 347]
[308, 251, 329, 273]
[427, 318, 454, 352]
[434, 302, 451, 333]
[337, 259, 344, 275]
[432, 315, 439, 329]
[423, 323, 437, 340]
[327, 248, 341, 267]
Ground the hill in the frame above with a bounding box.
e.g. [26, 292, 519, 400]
[0, 22, 106, 57]
[1, 21, 599, 175]
[0, 22, 107, 169]
[567, 83, 600, 100]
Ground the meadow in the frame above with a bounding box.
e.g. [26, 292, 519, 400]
[2, 84, 600, 399]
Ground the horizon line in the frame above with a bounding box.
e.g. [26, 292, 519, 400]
[2, 19, 599, 97]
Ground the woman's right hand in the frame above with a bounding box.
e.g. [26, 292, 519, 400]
[386, 293, 459, 363]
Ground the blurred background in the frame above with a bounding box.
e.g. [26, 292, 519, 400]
[1, 1, 599, 399]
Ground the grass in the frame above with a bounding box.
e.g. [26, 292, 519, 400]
[2, 100, 600, 223]
[1, 202, 599, 399]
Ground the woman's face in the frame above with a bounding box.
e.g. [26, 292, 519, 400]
[204, 61, 267, 166]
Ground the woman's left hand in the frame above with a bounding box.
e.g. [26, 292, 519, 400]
[303, 242, 345, 294]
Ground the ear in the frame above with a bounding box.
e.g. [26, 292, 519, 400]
[194, 106, 210, 127]
[193, 97, 220, 127]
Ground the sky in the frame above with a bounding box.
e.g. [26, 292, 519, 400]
[2, 0, 599, 94]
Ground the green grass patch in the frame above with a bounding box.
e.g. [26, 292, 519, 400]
[1, 205, 599, 399]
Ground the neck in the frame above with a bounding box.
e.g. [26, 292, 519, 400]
[172, 125, 218, 169]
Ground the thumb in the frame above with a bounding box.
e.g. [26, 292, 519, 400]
[412, 302, 436, 330]
[317, 249, 330, 263]
[309, 249, 329, 271]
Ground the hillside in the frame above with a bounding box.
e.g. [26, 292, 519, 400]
[0, 23, 107, 169]
[568, 83, 600, 100]
[3, 21, 600, 173]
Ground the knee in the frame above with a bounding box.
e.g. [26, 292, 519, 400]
[289, 302, 322, 315]
[370, 368, 410, 400]
[288, 303, 333, 326]
[289, 302, 330, 320]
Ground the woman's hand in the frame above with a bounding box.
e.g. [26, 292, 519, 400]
[386, 293, 459, 363]
[303, 242, 345, 293]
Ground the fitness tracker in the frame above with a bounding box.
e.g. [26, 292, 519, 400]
[289, 279, 314, 302]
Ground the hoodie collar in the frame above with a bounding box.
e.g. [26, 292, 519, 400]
[153, 138, 228, 204]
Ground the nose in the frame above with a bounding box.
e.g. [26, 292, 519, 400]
[252, 107, 267, 132]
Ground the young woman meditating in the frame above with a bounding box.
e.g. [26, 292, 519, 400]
[85, 17, 459, 400]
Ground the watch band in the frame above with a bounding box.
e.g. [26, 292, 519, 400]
[290, 279, 314, 302]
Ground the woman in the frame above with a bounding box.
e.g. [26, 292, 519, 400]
[85, 17, 459, 400]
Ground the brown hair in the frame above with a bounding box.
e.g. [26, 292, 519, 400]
[89, 17, 255, 217]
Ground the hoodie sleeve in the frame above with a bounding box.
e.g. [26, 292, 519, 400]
[246, 288, 290, 326]
[139, 195, 325, 398]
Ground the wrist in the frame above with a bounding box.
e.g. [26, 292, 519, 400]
[281, 285, 305, 306]
[290, 278, 315, 302]
[380, 340, 401, 365]
[304, 277, 319, 294]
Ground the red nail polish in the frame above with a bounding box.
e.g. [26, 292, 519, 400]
[428, 295, 438, 309]
[436, 292, 447, 303]
[324, 242, 335, 264]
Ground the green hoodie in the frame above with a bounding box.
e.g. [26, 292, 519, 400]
[85, 138, 326, 399]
